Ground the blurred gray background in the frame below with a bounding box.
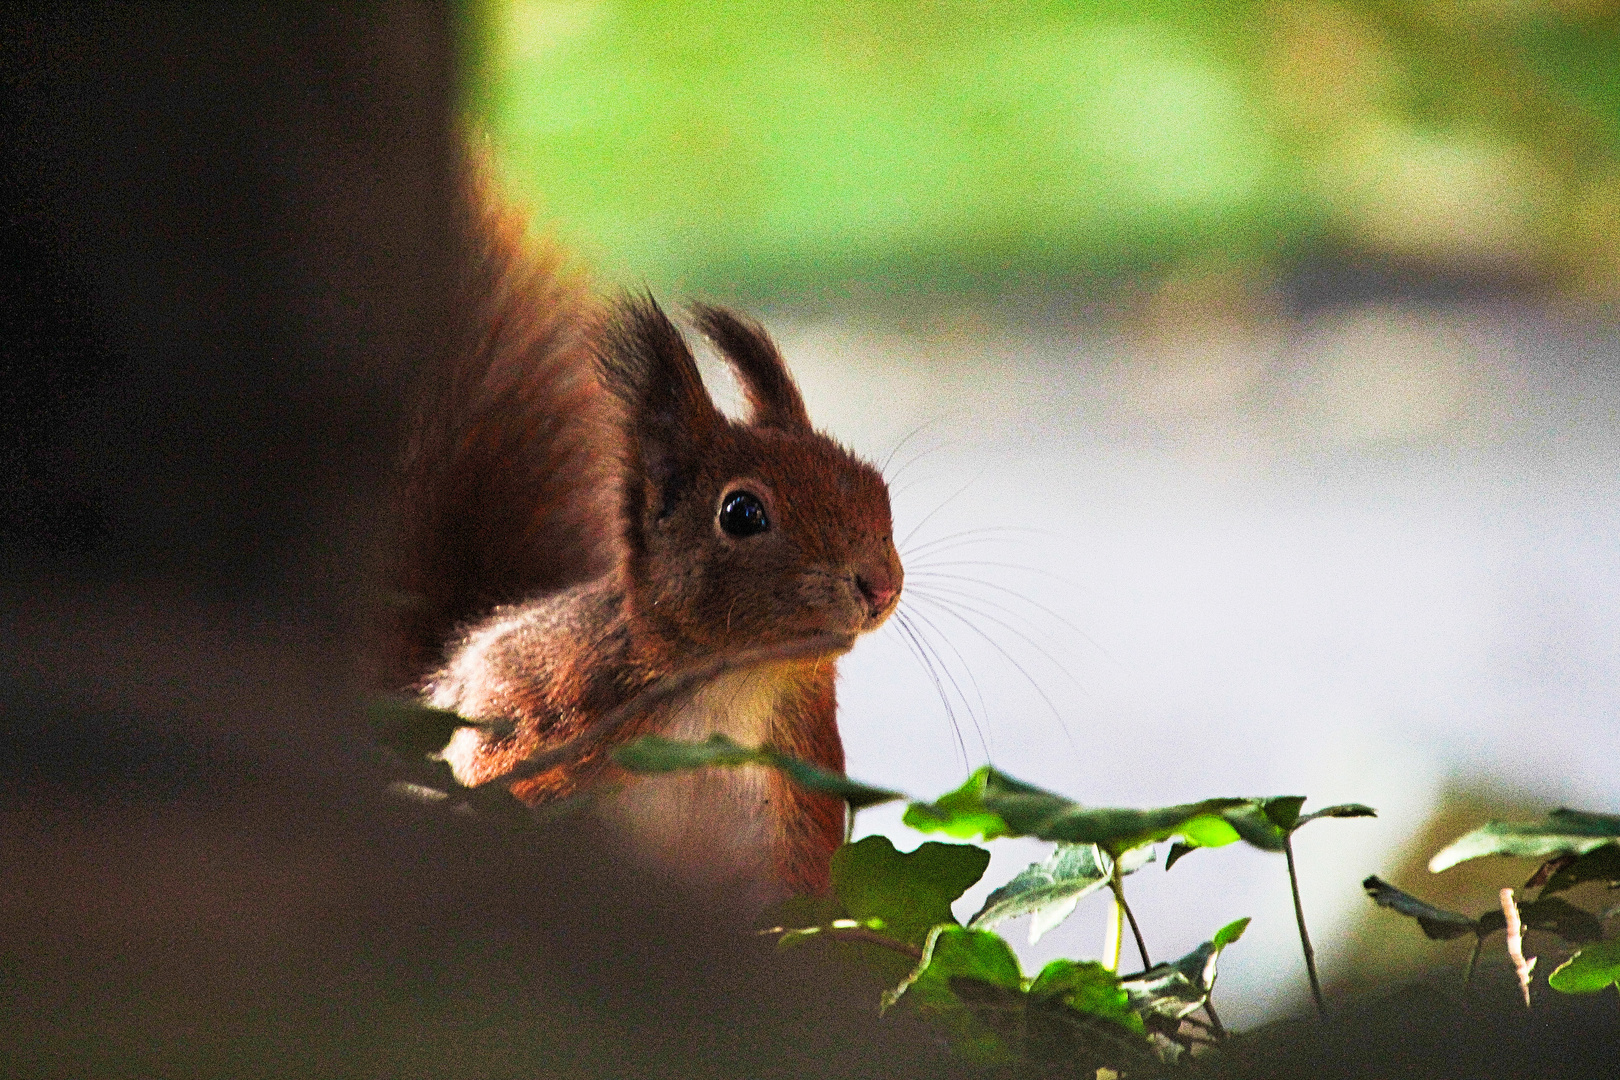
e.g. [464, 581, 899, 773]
[766, 299, 1620, 1024]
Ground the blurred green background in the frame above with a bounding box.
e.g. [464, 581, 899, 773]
[462, 0, 1620, 302]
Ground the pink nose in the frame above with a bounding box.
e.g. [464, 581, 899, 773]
[856, 572, 898, 613]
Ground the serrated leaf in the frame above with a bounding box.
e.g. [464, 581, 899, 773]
[368, 696, 472, 759]
[832, 835, 989, 947]
[1548, 940, 1620, 994]
[1363, 876, 1479, 940]
[1476, 896, 1605, 943]
[1540, 843, 1620, 897]
[1119, 920, 1247, 1022]
[1430, 809, 1620, 872]
[967, 843, 1110, 942]
[611, 734, 905, 809]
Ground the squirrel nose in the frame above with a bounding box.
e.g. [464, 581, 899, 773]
[856, 570, 898, 614]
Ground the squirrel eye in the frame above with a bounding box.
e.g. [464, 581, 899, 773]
[718, 490, 770, 538]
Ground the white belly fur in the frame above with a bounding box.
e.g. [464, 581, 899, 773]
[605, 664, 789, 888]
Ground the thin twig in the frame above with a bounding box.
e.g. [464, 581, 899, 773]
[1463, 935, 1483, 988]
[475, 632, 855, 787]
[826, 927, 925, 960]
[1501, 887, 1536, 1008]
[759, 924, 925, 960]
[1284, 835, 1326, 1017]
[1202, 999, 1228, 1042]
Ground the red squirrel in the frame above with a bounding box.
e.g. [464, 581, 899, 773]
[384, 158, 903, 897]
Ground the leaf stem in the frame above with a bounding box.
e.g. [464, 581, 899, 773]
[1202, 999, 1227, 1042]
[825, 927, 925, 960]
[1103, 894, 1123, 972]
[1108, 862, 1151, 970]
[1463, 935, 1483, 988]
[1284, 834, 1325, 1017]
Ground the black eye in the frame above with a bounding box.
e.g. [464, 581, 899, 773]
[718, 490, 770, 537]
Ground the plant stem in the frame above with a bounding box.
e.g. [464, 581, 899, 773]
[1284, 834, 1325, 1017]
[842, 802, 855, 845]
[1103, 894, 1123, 972]
[1463, 936, 1483, 988]
[826, 927, 924, 960]
[1203, 999, 1227, 1041]
[1108, 864, 1151, 970]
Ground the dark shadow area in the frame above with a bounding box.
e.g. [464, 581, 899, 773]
[2, 5, 1615, 1079]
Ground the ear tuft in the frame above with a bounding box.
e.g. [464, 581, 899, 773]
[691, 303, 812, 431]
[596, 293, 721, 528]
[597, 293, 715, 429]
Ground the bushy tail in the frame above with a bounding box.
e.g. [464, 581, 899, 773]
[380, 152, 620, 687]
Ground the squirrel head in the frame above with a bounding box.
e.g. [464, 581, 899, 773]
[597, 296, 902, 663]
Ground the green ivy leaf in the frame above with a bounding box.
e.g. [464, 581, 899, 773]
[966, 843, 1109, 943]
[1169, 800, 1375, 868]
[1297, 802, 1378, 826]
[831, 835, 990, 947]
[770, 755, 908, 811]
[1429, 809, 1620, 872]
[1476, 897, 1605, 944]
[1548, 940, 1620, 994]
[886, 926, 1024, 1009]
[903, 767, 1253, 859]
[368, 696, 473, 759]
[1540, 843, 1620, 897]
[1027, 960, 1145, 1036]
[613, 733, 760, 770]
[900, 767, 1022, 840]
[1213, 916, 1251, 948]
[1165, 842, 1199, 870]
[885, 930, 1157, 1071]
[883, 926, 1024, 1064]
[1259, 795, 1307, 832]
[1364, 876, 1604, 944]
[1362, 875, 1479, 940]
[611, 734, 906, 809]
[1119, 919, 1248, 1023]
[1219, 802, 1290, 852]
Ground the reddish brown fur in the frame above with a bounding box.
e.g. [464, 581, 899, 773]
[388, 153, 901, 898]
[382, 155, 619, 688]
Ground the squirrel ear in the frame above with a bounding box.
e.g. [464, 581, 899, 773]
[691, 303, 812, 432]
[598, 294, 721, 520]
